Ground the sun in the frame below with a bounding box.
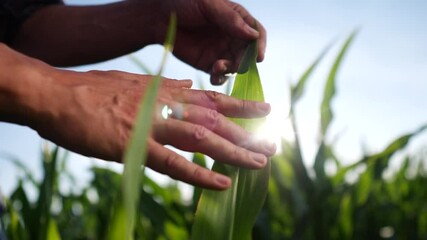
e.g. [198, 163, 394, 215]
[254, 107, 295, 154]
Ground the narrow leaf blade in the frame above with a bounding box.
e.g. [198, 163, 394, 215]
[320, 31, 358, 137]
[108, 14, 176, 239]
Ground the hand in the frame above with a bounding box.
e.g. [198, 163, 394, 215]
[33, 69, 275, 190]
[160, 0, 267, 85]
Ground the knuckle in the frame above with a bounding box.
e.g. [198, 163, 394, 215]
[239, 99, 250, 112]
[205, 90, 222, 104]
[192, 125, 209, 141]
[164, 153, 180, 169]
[206, 109, 220, 130]
[192, 167, 203, 180]
[231, 146, 244, 161]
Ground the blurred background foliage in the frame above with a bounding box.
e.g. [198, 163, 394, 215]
[1, 33, 427, 239]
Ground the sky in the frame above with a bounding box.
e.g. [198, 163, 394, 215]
[1, 0, 427, 197]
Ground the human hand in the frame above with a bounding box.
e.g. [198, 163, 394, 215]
[33, 69, 275, 190]
[158, 0, 266, 85]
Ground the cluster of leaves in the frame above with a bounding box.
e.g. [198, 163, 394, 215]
[2, 31, 427, 239]
[253, 31, 427, 239]
[0, 146, 195, 240]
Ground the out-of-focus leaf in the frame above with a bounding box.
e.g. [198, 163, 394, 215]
[192, 39, 268, 240]
[320, 31, 357, 137]
[356, 167, 372, 205]
[314, 142, 327, 181]
[164, 221, 188, 240]
[36, 145, 59, 240]
[109, 14, 176, 239]
[47, 219, 61, 240]
[333, 124, 427, 185]
[9, 181, 32, 238]
[338, 193, 352, 237]
[291, 43, 332, 104]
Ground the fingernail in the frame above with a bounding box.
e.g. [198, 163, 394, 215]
[257, 102, 271, 114]
[215, 175, 231, 186]
[245, 24, 259, 37]
[252, 153, 266, 165]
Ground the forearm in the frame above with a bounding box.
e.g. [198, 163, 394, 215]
[0, 43, 49, 127]
[10, 0, 167, 67]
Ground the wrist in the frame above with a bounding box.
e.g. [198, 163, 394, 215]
[129, 0, 170, 45]
[0, 43, 54, 128]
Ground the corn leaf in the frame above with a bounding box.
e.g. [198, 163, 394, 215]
[47, 219, 61, 240]
[320, 31, 357, 138]
[36, 146, 59, 240]
[192, 39, 269, 240]
[108, 14, 176, 239]
[291, 43, 332, 104]
[333, 124, 427, 186]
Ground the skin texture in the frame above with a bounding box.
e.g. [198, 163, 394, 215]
[1, 0, 272, 190]
[12, 0, 266, 84]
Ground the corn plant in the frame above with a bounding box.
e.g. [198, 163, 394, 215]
[252, 31, 427, 239]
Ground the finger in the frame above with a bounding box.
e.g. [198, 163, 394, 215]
[153, 119, 268, 169]
[255, 21, 267, 62]
[171, 89, 271, 118]
[170, 103, 276, 156]
[224, 2, 266, 62]
[210, 74, 228, 86]
[210, 59, 233, 85]
[212, 59, 232, 76]
[147, 139, 231, 190]
[206, 1, 259, 40]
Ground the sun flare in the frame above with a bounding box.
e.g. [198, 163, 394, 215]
[254, 107, 295, 154]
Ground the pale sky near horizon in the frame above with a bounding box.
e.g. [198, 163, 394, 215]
[1, 0, 427, 197]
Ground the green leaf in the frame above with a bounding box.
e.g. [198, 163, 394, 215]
[355, 166, 372, 205]
[338, 193, 352, 237]
[192, 39, 269, 240]
[320, 30, 357, 137]
[291, 42, 332, 104]
[333, 124, 427, 185]
[36, 145, 59, 240]
[47, 219, 61, 240]
[108, 14, 176, 240]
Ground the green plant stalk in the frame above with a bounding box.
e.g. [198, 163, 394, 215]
[192, 39, 269, 240]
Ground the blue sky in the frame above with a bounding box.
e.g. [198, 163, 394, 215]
[1, 0, 427, 196]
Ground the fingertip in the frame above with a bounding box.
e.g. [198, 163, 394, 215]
[215, 174, 231, 189]
[210, 74, 227, 86]
[181, 79, 194, 88]
[244, 24, 260, 39]
[257, 50, 265, 62]
[257, 102, 271, 115]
